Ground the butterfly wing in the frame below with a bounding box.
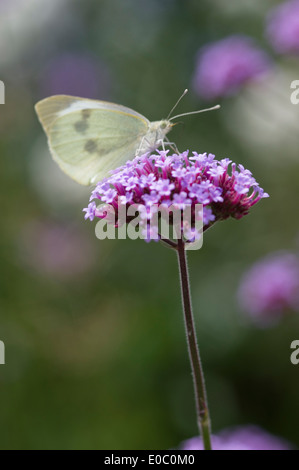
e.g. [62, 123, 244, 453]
[35, 95, 150, 185]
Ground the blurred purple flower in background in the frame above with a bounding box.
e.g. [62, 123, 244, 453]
[266, 0, 299, 55]
[19, 220, 95, 280]
[40, 52, 111, 99]
[180, 425, 293, 450]
[238, 252, 299, 325]
[193, 36, 270, 100]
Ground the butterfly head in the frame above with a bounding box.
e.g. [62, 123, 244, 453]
[150, 119, 173, 137]
[141, 120, 174, 154]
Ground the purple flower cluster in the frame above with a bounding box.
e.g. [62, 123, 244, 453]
[238, 252, 299, 325]
[83, 150, 268, 241]
[266, 0, 299, 55]
[180, 425, 293, 450]
[193, 35, 270, 100]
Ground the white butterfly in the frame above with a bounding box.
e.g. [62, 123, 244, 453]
[35, 93, 219, 186]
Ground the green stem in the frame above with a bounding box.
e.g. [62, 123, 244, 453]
[176, 238, 212, 450]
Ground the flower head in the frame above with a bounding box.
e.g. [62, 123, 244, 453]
[84, 150, 268, 242]
[193, 36, 270, 100]
[266, 1, 299, 55]
[180, 425, 293, 450]
[238, 252, 299, 325]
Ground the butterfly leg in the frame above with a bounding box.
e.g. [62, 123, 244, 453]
[165, 137, 179, 153]
[136, 135, 157, 156]
[159, 138, 166, 151]
[136, 135, 159, 156]
[135, 135, 146, 156]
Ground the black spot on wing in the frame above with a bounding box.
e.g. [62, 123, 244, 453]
[74, 108, 92, 133]
[74, 120, 89, 133]
[82, 109, 91, 119]
[85, 139, 98, 153]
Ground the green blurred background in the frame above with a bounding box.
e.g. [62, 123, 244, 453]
[1, 0, 299, 450]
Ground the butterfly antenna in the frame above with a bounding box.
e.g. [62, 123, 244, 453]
[169, 104, 220, 121]
[166, 89, 189, 120]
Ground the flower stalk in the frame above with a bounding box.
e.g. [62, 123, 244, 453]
[176, 238, 212, 451]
